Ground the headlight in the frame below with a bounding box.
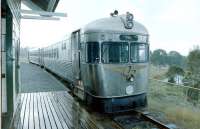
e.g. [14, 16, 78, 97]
[126, 85, 134, 95]
[130, 76, 134, 82]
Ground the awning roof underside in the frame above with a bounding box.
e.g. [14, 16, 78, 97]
[22, 0, 60, 12]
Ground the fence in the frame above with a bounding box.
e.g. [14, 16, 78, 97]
[148, 78, 200, 129]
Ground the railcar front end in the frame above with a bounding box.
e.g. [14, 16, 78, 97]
[81, 32, 149, 113]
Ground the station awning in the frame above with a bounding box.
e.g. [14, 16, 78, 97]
[22, 0, 60, 12]
[21, 0, 67, 20]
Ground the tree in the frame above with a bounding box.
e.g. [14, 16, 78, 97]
[185, 47, 200, 105]
[187, 47, 200, 87]
[151, 49, 168, 66]
[167, 51, 185, 67]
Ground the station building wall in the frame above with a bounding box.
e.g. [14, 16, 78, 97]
[1, 0, 21, 129]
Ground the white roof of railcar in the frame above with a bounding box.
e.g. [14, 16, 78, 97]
[83, 14, 148, 35]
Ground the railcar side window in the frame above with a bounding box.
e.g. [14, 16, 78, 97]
[130, 43, 148, 62]
[57, 48, 59, 58]
[86, 42, 99, 63]
[101, 42, 129, 63]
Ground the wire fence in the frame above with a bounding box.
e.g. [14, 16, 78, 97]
[150, 78, 200, 91]
[148, 78, 200, 129]
[149, 78, 200, 106]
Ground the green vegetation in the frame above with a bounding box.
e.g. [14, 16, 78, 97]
[183, 47, 200, 105]
[151, 49, 168, 66]
[148, 60, 200, 129]
[148, 48, 200, 129]
[185, 47, 200, 88]
[150, 49, 186, 68]
[166, 65, 184, 83]
[167, 51, 186, 68]
[149, 65, 168, 80]
[148, 79, 200, 129]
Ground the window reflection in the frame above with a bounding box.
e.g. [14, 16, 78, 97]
[131, 43, 148, 62]
[86, 42, 99, 63]
[101, 42, 129, 63]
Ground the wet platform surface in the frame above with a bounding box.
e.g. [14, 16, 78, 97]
[13, 91, 73, 129]
[20, 63, 66, 93]
[13, 63, 105, 129]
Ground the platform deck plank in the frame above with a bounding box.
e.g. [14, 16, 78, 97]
[13, 91, 74, 129]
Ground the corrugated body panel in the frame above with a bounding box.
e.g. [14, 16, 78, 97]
[42, 38, 74, 82]
[44, 58, 73, 82]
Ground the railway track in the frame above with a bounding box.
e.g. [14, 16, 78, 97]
[46, 65, 175, 129]
[111, 110, 172, 129]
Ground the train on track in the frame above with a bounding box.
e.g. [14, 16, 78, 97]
[28, 11, 149, 113]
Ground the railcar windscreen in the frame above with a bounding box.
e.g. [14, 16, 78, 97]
[101, 42, 129, 63]
[130, 43, 148, 63]
[86, 42, 100, 63]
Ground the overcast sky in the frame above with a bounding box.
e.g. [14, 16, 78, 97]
[20, 0, 200, 56]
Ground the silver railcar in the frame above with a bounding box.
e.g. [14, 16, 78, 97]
[29, 12, 149, 113]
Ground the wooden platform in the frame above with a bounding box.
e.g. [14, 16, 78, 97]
[12, 91, 103, 129]
[12, 91, 73, 129]
[11, 63, 105, 129]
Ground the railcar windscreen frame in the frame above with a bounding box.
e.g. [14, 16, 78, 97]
[130, 43, 149, 63]
[86, 42, 100, 63]
[101, 42, 129, 63]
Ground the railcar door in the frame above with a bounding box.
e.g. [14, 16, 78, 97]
[71, 30, 81, 80]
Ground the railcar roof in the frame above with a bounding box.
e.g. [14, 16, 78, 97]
[83, 15, 148, 35]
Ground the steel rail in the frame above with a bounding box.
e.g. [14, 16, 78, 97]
[112, 110, 171, 129]
[133, 110, 171, 129]
[111, 121, 124, 129]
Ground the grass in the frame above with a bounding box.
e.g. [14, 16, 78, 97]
[148, 66, 200, 129]
[149, 65, 168, 80]
[148, 96, 200, 129]
[165, 106, 200, 129]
